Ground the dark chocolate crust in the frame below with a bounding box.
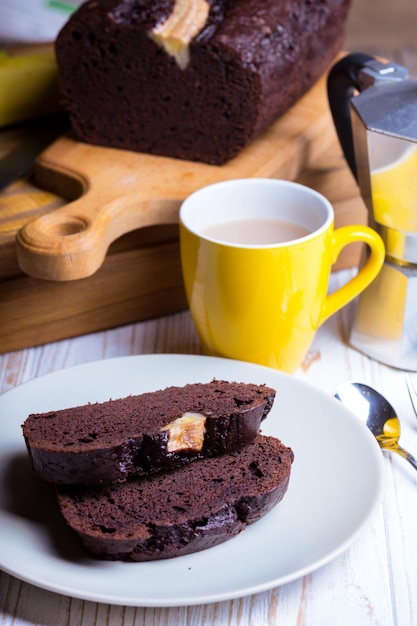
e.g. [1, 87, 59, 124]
[22, 380, 275, 485]
[55, 0, 351, 164]
[56, 435, 294, 561]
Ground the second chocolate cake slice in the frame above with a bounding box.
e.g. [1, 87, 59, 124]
[56, 434, 294, 561]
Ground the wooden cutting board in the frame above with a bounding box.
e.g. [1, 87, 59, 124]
[16, 66, 358, 281]
[0, 68, 368, 353]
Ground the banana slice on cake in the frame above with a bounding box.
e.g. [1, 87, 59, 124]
[150, 0, 210, 69]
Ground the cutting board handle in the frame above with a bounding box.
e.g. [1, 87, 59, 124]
[16, 190, 180, 281]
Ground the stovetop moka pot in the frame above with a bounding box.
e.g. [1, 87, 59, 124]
[328, 53, 417, 370]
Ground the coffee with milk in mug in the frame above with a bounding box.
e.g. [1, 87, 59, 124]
[203, 217, 311, 245]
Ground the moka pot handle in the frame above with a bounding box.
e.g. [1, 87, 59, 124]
[327, 52, 375, 181]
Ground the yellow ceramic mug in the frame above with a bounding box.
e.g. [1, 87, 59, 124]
[179, 179, 385, 373]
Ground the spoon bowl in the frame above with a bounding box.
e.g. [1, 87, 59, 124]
[334, 381, 417, 471]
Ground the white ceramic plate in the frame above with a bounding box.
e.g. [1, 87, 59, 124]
[0, 354, 384, 607]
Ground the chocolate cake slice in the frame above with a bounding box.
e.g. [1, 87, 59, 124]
[22, 380, 275, 485]
[56, 434, 294, 561]
[55, 0, 351, 164]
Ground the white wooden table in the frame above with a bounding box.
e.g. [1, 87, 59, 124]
[0, 271, 416, 626]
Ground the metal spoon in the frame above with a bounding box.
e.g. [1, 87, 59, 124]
[334, 381, 417, 471]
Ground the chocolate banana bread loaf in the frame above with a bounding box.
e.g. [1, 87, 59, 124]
[22, 380, 275, 485]
[55, 0, 351, 164]
[56, 434, 294, 561]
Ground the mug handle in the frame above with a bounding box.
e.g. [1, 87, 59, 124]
[319, 225, 385, 325]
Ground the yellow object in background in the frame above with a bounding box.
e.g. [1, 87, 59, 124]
[0, 46, 62, 128]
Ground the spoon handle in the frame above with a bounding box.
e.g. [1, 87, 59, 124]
[391, 444, 417, 471]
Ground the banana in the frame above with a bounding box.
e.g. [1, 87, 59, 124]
[150, 0, 210, 69]
[0, 45, 62, 128]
